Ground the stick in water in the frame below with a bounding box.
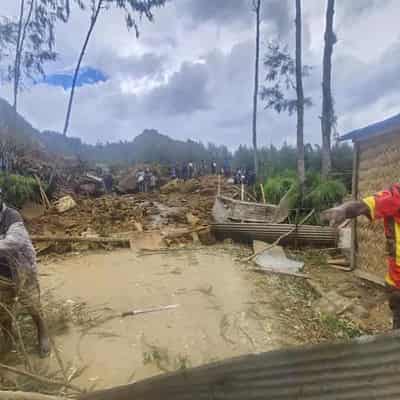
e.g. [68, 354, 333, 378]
[121, 304, 179, 318]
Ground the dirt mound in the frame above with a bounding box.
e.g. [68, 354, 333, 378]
[28, 196, 148, 238]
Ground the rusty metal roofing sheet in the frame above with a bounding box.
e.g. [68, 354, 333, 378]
[80, 331, 400, 400]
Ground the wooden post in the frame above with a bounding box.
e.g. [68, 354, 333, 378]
[350, 141, 360, 271]
[260, 184, 266, 204]
[241, 184, 245, 201]
[217, 174, 221, 196]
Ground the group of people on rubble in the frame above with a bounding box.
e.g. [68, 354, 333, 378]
[169, 159, 235, 180]
[136, 168, 158, 193]
[168, 160, 256, 187]
[233, 168, 256, 186]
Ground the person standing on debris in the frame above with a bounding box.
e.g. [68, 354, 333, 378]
[144, 168, 152, 193]
[182, 163, 188, 181]
[150, 173, 157, 192]
[322, 183, 400, 330]
[211, 160, 217, 175]
[136, 170, 145, 193]
[103, 173, 113, 194]
[200, 160, 206, 176]
[188, 161, 194, 180]
[0, 188, 50, 356]
[171, 164, 177, 180]
[223, 159, 231, 177]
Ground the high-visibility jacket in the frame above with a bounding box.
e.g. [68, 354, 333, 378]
[363, 184, 400, 288]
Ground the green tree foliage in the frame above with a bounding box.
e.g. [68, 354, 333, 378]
[0, 173, 40, 208]
[260, 42, 312, 115]
[0, 1, 78, 94]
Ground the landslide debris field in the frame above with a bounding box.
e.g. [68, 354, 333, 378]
[1, 176, 391, 393]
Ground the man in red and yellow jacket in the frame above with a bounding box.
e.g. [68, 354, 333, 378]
[322, 183, 400, 329]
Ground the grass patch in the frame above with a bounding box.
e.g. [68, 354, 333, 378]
[320, 314, 364, 340]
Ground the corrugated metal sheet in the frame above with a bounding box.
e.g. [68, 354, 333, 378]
[80, 331, 400, 400]
[340, 113, 400, 142]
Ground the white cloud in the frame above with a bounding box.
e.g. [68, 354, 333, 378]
[1, 0, 399, 149]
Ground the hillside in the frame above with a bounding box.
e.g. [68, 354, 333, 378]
[0, 98, 224, 165]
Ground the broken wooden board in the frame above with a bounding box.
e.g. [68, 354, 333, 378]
[249, 267, 309, 279]
[31, 235, 129, 245]
[354, 269, 386, 288]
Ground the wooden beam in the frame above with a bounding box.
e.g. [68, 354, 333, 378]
[350, 141, 360, 271]
[31, 235, 130, 245]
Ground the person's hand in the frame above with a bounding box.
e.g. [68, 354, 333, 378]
[320, 206, 346, 228]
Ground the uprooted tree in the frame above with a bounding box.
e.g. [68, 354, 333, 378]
[62, 0, 168, 137]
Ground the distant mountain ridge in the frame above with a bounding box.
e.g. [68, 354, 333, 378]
[0, 98, 229, 165]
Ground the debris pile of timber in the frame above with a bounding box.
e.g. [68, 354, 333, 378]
[211, 223, 337, 247]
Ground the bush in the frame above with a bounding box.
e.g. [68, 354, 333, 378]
[263, 170, 298, 205]
[0, 173, 40, 209]
[305, 178, 347, 211]
[263, 170, 347, 221]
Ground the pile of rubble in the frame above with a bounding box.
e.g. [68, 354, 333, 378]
[25, 175, 233, 255]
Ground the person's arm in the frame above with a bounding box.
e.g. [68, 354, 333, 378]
[321, 200, 371, 228]
[322, 185, 400, 228]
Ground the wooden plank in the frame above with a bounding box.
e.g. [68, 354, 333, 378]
[354, 269, 386, 288]
[351, 141, 360, 271]
[31, 235, 130, 245]
[260, 184, 266, 204]
[248, 267, 309, 279]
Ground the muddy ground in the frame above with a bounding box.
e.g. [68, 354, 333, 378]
[21, 244, 388, 392]
[37, 245, 287, 390]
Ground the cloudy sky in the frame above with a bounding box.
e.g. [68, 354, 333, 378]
[1, 0, 400, 148]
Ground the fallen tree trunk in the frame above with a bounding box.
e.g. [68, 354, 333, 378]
[211, 223, 337, 247]
[31, 236, 130, 245]
[163, 226, 209, 240]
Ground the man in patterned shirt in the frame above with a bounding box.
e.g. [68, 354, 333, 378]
[322, 183, 400, 329]
[0, 188, 50, 356]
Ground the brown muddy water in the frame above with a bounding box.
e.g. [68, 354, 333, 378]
[38, 246, 289, 390]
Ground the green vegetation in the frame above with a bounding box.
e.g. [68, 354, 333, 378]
[320, 314, 364, 340]
[0, 173, 40, 208]
[263, 170, 347, 215]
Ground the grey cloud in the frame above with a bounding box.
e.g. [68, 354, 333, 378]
[342, 0, 390, 16]
[94, 51, 167, 80]
[181, 0, 292, 38]
[335, 39, 400, 113]
[262, 0, 292, 38]
[181, 0, 250, 24]
[143, 61, 211, 115]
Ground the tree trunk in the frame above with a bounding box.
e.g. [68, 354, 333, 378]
[295, 0, 305, 185]
[63, 0, 103, 136]
[13, 0, 35, 138]
[13, 0, 25, 131]
[252, 0, 261, 180]
[321, 0, 335, 177]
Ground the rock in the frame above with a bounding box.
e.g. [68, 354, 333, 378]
[54, 195, 77, 213]
[118, 171, 138, 193]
